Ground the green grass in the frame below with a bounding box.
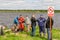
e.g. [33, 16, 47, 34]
[0, 27, 60, 40]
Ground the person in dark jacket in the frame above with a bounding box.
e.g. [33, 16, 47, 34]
[31, 14, 36, 36]
[37, 15, 46, 37]
[46, 17, 54, 40]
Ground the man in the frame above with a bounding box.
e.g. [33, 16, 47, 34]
[37, 15, 46, 37]
[12, 16, 19, 32]
[46, 17, 54, 40]
[18, 15, 25, 31]
[31, 14, 36, 36]
[14, 16, 19, 26]
[25, 15, 31, 32]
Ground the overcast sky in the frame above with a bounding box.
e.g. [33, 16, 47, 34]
[0, 0, 60, 10]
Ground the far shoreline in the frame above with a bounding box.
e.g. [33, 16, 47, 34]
[0, 10, 60, 13]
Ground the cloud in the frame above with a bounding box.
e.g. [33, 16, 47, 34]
[0, 0, 60, 10]
[0, 0, 41, 10]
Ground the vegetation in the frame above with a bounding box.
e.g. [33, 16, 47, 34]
[0, 27, 60, 40]
[0, 10, 60, 13]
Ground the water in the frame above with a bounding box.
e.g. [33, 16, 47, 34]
[0, 12, 60, 29]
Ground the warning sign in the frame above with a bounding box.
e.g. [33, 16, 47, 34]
[48, 6, 54, 17]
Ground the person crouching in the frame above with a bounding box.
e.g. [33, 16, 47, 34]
[18, 15, 25, 31]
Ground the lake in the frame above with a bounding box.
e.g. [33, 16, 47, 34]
[0, 12, 60, 29]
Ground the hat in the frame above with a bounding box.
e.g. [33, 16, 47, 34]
[40, 14, 43, 17]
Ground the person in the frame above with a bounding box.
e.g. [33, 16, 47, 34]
[31, 14, 36, 36]
[25, 15, 31, 32]
[46, 16, 54, 40]
[37, 15, 46, 37]
[18, 15, 25, 31]
[12, 16, 19, 32]
[0, 24, 6, 35]
[14, 16, 19, 26]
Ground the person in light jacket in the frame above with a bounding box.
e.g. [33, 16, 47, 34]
[25, 15, 31, 32]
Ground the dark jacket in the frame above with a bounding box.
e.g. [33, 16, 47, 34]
[46, 17, 54, 28]
[37, 18, 46, 26]
[31, 17, 36, 26]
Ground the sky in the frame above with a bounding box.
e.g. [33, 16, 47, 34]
[0, 0, 60, 10]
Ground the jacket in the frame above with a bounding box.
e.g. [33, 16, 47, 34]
[25, 17, 31, 25]
[18, 16, 25, 23]
[31, 17, 36, 26]
[37, 18, 46, 26]
[14, 16, 19, 24]
[46, 17, 54, 28]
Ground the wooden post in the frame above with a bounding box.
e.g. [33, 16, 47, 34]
[48, 6, 54, 40]
[50, 17, 52, 40]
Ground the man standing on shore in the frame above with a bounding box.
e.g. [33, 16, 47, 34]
[46, 16, 54, 40]
[31, 14, 36, 36]
[37, 15, 46, 37]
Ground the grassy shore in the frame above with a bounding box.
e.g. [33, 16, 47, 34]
[0, 10, 60, 13]
[0, 26, 60, 40]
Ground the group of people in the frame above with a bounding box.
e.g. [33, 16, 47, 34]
[13, 14, 54, 40]
[0, 14, 54, 40]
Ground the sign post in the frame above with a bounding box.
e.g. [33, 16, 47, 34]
[48, 6, 54, 40]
